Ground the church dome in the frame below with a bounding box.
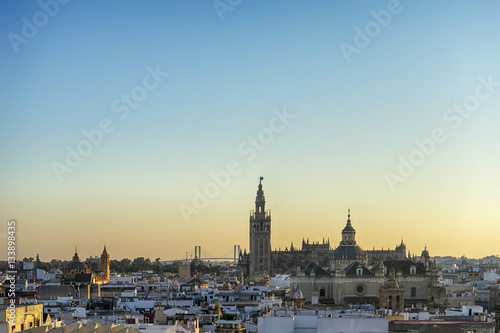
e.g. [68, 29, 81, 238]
[66, 261, 88, 272]
[333, 244, 365, 260]
[65, 249, 89, 273]
[342, 223, 356, 233]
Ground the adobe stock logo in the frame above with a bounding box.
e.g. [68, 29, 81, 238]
[178, 107, 296, 224]
[7, 0, 70, 54]
[212, 0, 243, 21]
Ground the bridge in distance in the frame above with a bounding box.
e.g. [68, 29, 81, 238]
[162, 245, 241, 265]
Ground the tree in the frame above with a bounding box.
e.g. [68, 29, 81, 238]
[50, 259, 61, 269]
[132, 257, 146, 271]
[221, 313, 235, 320]
[214, 301, 221, 316]
[154, 258, 162, 274]
[111, 258, 132, 273]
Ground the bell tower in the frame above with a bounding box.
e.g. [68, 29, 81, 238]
[249, 177, 271, 278]
[100, 245, 110, 281]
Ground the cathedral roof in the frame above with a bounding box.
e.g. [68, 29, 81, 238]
[381, 259, 426, 276]
[344, 261, 375, 276]
[333, 245, 365, 260]
[303, 261, 330, 277]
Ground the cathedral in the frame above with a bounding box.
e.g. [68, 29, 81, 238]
[239, 178, 445, 308]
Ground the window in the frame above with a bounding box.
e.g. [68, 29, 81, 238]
[411, 287, 416, 297]
[356, 267, 363, 276]
[355, 283, 366, 296]
[319, 288, 326, 297]
[410, 266, 416, 275]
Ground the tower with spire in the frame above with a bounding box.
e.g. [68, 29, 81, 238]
[73, 247, 80, 262]
[249, 176, 272, 278]
[100, 245, 110, 281]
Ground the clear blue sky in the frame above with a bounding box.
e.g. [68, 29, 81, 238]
[1, 1, 499, 261]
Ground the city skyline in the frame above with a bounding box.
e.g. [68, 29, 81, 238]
[8, 178, 500, 262]
[1, 1, 500, 261]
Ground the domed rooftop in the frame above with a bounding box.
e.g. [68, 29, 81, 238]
[342, 222, 355, 233]
[66, 260, 88, 272]
[332, 210, 368, 264]
[333, 244, 365, 260]
[65, 249, 88, 273]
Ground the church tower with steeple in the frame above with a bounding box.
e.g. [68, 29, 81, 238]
[100, 245, 110, 281]
[249, 177, 272, 278]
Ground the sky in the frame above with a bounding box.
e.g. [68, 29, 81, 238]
[1, 0, 499, 262]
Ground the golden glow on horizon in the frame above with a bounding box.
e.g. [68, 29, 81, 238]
[6, 180, 499, 261]
[2, 156, 499, 261]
